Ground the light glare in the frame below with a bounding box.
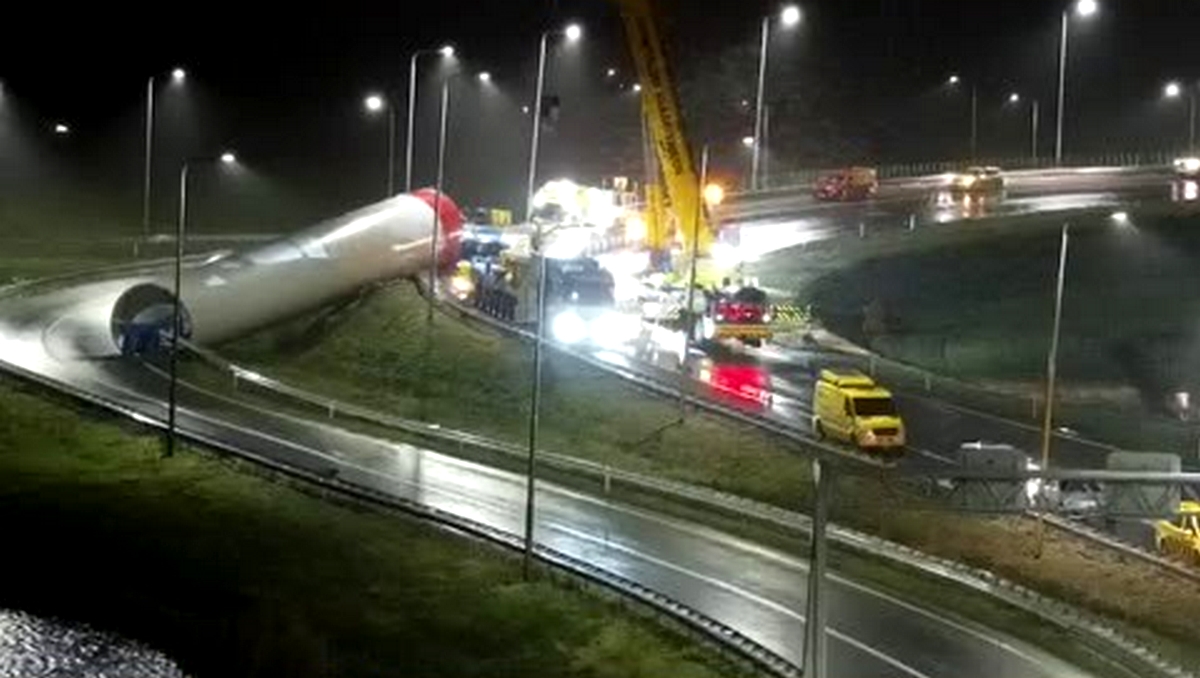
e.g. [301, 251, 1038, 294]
[781, 5, 801, 27]
[364, 94, 385, 112]
[171, 68, 186, 82]
[1076, 0, 1098, 17]
[220, 152, 236, 164]
[948, 74, 961, 85]
[478, 71, 491, 83]
[742, 136, 755, 148]
[703, 183, 726, 206]
[1008, 93, 1020, 103]
[53, 123, 69, 134]
[439, 45, 455, 58]
[564, 23, 583, 42]
[1165, 82, 1183, 99]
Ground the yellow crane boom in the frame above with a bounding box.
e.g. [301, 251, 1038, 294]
[614, 0, 712, 261]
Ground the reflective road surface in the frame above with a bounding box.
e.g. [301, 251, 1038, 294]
[0, 275, 1109, 677]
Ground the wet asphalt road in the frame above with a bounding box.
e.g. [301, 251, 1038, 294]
[0, 274, 1105, 678]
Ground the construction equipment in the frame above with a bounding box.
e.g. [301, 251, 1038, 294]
[697, 284, 773, 347]
[615, 0, 710, 266]
[1155, 501, 1200, 565]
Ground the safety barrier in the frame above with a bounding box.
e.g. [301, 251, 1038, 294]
[181, 343, 1195, 678]
[751, 150, 1182, 196]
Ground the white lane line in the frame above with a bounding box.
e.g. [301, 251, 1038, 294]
[549, 522, 935, 678]
[910, 446, 956, 465]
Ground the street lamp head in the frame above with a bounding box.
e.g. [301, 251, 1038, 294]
[171, 68, 186, 83]
[1075, 0, 1098, 17]
[478, 71, 492, 83]
[220, 151, 237, 165]
[742, 136, 756, 148]
[439, 44, 455, 58]
[53, 123, 69, 135]
[632, 83, 642, 94]
[1008, 93, 1021, 104]
[948, 74, 961, 86]
[781, 4, 802, 27]
[1165, 82, 1183, 99]
[564, 23, 583, 42]
[1111, 211, 1130, 226]
[606, 67, 617, 78]
[364, 94, 385, 112]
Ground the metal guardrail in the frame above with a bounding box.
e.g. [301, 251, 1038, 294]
[183, 342, 1196, 678]
[0, 355, 801, 678]
[748, 152, 1182, 196]
[435, 292, 890, 470]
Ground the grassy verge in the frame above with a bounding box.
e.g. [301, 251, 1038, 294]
[0, 374, 749, 678]
[203, 280, 1200, 671]
[752, 205, 1200, 455]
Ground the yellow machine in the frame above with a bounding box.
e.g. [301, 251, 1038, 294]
[615, 0, 711, 264]
[812, 369, 905, 453]
[1156, 501, 1200, 565]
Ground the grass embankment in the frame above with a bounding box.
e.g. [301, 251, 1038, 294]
[215, 284, 815, 510]
[0, 375, 744, 678]
[210, 280, 1200, 671]
[753, 206, 1200, 454]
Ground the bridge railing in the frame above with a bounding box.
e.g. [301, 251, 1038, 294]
[751, 149, 1186, 195]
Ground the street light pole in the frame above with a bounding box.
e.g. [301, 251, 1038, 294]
[1055, 11, 1069, 165]
[166, 152, 236, 459]
[142, 77, 155, 238]
[1032, 99, 1041, 162]
[751, 16, 769, 192]
[970, 84, 979, 160]
[388, 101, 397, 195]
[405, 45, 454, 192]
[427, 82, 449, 326]
[406, 54, 420, 192]
[526, 32, 550, 224]
[1039, 223, 1070, 475]
[1190, 91, 1197, 151]
[523, 23, 581, 580]
[680, 144, 709, 419]
[166, 161, 188, 458]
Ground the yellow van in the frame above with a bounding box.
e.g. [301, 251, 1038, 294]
[812, 369, 905, 453]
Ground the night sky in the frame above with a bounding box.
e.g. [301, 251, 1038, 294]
[1, 0, 1196, 228]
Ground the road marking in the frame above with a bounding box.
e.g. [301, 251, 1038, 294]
[549, 522, 936, 678]
[911, 446, 956, 465]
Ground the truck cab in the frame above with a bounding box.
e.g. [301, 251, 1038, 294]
[701, 285, 773, 347]
[812, 369, 905, 453]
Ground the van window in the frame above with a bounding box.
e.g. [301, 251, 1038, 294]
[852, 397, 897, 417]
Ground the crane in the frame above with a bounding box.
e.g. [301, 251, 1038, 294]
[614, 0, 712, 268]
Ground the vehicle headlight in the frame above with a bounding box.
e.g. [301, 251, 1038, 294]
[551, 311, 588, 345]
[1179, 157, 1200, 173]
[590, 311, 638, 348]
[762, 311, 773, 323]
[960, 176, 977, 187]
